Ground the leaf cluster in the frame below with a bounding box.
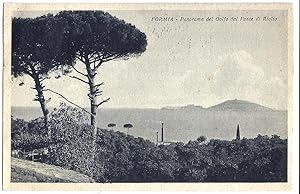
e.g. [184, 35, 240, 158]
[12, 15, 75, 78]
[55, 11, 147, 63]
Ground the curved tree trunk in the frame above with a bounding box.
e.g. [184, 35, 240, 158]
[33, 75, 49, 135]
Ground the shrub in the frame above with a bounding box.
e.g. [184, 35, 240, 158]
[46, 103, 99, 177]
[11, 117, 50, 151]
[205, 136, 287, 182]
[47, 123, 96, 177]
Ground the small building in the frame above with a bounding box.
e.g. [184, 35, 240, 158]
[157, 141, 176, 146]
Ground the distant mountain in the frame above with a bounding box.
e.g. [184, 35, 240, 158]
[207, 99, 275, 112]
[161, 104, 205, 110]
[161, 100, 276, 112]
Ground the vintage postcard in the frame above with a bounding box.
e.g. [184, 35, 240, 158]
[2, 3, 293, 191]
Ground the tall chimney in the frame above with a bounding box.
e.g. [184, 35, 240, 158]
[161, 123, 164, 142]
[156, 131, 159, 146]
[236, 124, 240, 140]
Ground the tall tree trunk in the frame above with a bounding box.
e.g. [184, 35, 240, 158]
[84, 57, 98, 176]
[81, 56, 110, 176]
[84, 57, 98, 151]
[89, 78, 97, 128]
[85, 61, 97, 130]
[33, 76, 49, 134]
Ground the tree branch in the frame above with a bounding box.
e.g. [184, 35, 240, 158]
[95, 91, 103, 97]
[89, 53, 104, 64]
[44, 89, 93, 116]
[75, 55, 85, 64]
[94, 59, 103, 70]
[91, 88, 103, 97]
[39, 76, 48, 82]
[102, 54, 123, 63]
[69, 76, 89, 84]
[97, 98, 110, 107]
[70, 64, 87, 77]
[25, 69, 33, 77]
[95, 82, 104, 88]
[33, 98, 40, 102]
[27, 64, 38, 78]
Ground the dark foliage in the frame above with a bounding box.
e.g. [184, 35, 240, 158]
[123, 124, 133, 128]
[11, 111, 287, 182]
[107, 123, 116, 127]
[12, 15, 74, 78]
[11, 117, 49, 151]
[55, 11, 147, 61]
[46, 103, 96, 177]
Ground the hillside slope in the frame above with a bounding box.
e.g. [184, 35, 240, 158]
[11, 158, 94, 182]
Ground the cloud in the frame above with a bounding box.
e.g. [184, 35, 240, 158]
[209, 50, 287, 109]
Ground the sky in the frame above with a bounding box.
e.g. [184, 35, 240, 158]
[12, 9, 289, 110]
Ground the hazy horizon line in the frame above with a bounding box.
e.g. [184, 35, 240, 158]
[11, 98, 287, 111]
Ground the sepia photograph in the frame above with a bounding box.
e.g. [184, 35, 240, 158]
[2, 2, 295, 191]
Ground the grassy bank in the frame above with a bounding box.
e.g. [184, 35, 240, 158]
[11, 158, 94, 183]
